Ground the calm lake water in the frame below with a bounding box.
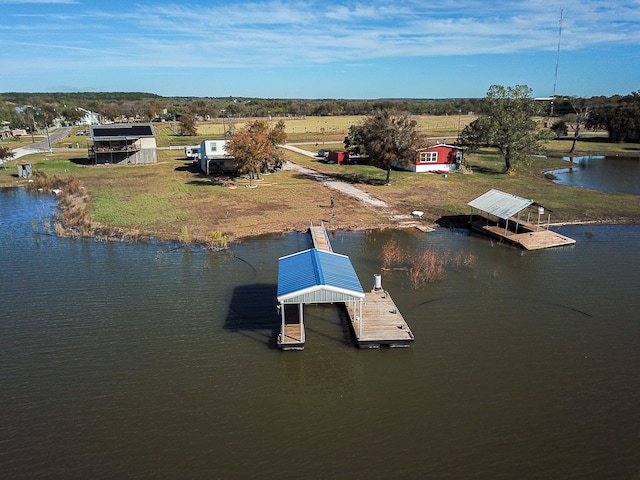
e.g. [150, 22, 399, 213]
[1, 188, 639, 479]
[550, 155, 640, 195]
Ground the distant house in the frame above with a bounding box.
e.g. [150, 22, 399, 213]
[1, 123, 12, 139]
[80, 110, 100, 126]
[198, 140, 236, 175]
[11, 129, 28, 138]
[88, 124, 157, 165]
[406, 143, 463, 173]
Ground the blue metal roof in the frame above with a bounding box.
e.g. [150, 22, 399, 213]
[277, 249, 365, 304]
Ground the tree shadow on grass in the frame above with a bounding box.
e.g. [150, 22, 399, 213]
[69, 157, 91, 166]
[331, 172, 388, 186]
[466, 164, 505, 175]
[573, 136, 610, 143]
[186, 173, 240, 187]
[224, 283, 281, 349]
[289, 170, 388, 186]
[621, 146, 640, 153]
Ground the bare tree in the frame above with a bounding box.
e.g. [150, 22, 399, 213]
[179, 114, 197, 136]
[567, 97, 591, 153]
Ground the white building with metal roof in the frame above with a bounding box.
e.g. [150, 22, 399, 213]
[277, 248, 365, 350]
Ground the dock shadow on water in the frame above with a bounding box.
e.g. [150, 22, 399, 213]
[224, 283, 280, 348]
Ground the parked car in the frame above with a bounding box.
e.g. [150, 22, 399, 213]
[317, 148, 330, 157]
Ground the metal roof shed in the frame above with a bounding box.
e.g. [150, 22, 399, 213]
[468, 189, 547, 235]
[277, 248, 365, 349]
[468, 189, 534, 220]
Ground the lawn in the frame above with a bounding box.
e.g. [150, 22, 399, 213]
[1, 118, 638, 245]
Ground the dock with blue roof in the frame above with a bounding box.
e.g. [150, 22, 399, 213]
[275, 222, 414, 350]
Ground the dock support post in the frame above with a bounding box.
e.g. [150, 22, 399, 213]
[358, 300, 363, 339]
[299, 303, 304, 334]
[280, 301, 285, 337]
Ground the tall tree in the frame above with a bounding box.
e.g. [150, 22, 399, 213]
[347, 110, 421, 184]
[225, 120, 287, 187]
[460, 85, 549, 172]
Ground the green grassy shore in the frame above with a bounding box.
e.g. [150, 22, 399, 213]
[1, 118, 638, 244]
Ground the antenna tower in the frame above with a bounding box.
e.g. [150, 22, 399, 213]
[552, 9, 564, 104]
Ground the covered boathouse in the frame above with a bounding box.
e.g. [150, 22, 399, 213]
[276, 248, 365, 350]
[468, 189, 576, 250]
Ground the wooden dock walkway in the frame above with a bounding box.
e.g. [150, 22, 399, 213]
[471, 219, 576, 250]
[278, 323, 305, 351]
[309, 221, 332, 252]
[344, 289, 415, 348]
[276, 221, 415, 350]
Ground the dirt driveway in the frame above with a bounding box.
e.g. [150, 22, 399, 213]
[281, 144, 431, 231]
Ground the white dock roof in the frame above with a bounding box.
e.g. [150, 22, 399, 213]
[468, 189, 535, 220]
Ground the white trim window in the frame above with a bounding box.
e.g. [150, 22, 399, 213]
[419, 151, 438, 163]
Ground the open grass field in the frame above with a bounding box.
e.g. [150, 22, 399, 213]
[170, 114, 478, 144]
[1, 115, 638, 244]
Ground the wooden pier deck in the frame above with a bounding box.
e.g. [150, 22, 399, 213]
[309, 221, 332, 252]
[277, 324, 305, 350]
[471, 220, 576, 250]
[276, 221, 415, 350]
[344, 289, 415, 348]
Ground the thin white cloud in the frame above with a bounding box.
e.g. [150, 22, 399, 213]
[3, 0, 640, 71]
[0, 0, 77, 4]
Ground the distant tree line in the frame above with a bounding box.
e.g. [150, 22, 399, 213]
[0, 92, 483, 128]
[1, 91, 640, 143]
[550, 92, 640, 142]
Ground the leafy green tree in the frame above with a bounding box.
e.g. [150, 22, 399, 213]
[347, 110, 421, 184]
[588, 92, 640, 142]
[60, 107, 84, 126]
[344, 124, 365, 155]
[460, 85, 549, 173]
[550, 120, 568, 138]
[0, 145, 15, 169]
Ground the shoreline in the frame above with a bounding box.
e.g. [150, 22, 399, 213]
[4, 182, 635, 249]
[2, 136, 640, 243]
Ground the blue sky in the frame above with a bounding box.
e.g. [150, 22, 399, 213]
[1, 0, 638, 99]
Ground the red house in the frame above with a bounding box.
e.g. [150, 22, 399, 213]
[408, 143, 463, 173]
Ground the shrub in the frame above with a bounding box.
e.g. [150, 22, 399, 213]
[381, 239, 404, 268]
[207, 231, 228, 250]
[179, 226, 191, 243]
